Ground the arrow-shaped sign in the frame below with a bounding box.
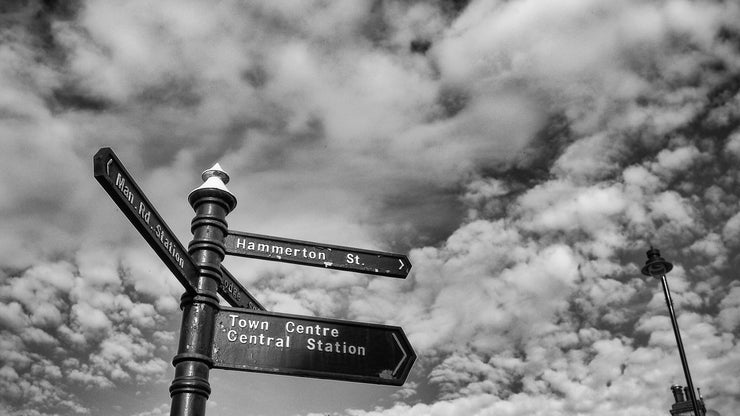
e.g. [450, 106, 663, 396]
[219, 266, 264, 311]
[211, 306, 416, 385]
[93, 148, 263, 311]
[223, 230, 411, 278]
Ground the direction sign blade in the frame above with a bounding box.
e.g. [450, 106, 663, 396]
[211, 307, 415, 385]
[94, 147, 198, 293]
[224, 231, 411, 278]
[94, 148, 264, 310]
[219, 266, 265, 311]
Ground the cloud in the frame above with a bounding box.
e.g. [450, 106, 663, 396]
[718, 286, 740, 332]
[0, 249, 176, 414]
[651, 146, 703, 178]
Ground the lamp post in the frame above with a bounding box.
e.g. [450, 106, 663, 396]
[641, 247, 702, 416]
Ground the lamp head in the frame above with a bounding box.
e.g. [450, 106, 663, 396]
[641, 246, 673, 277]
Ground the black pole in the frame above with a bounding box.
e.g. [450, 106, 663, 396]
[658, 274, 702, 416]
[642, 247, 702, 416]
[170, 165, 237, 416]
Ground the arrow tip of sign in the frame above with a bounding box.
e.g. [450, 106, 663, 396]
[400, 255, 412, 274]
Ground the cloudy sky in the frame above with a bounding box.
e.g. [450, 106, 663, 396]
[2, 0, 740, 415]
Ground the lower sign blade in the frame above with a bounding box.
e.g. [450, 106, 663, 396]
[211, 307, 415, 386]
[219, 266, 265, 311]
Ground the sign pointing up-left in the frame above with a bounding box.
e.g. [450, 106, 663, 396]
[93, 148, 264, 310]
[94, 148, 198, 292]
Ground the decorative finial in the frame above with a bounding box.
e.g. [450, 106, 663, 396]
[202, 163, 230, 184]
[190, 163, 234, 197]
[641, 246, 673, 277]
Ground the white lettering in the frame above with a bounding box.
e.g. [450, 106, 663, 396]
[305, 338, 366, 356]
[250, 320, 268, 330]
[115, 173, 135, 205]
[284, 321, 337, 337]
[222, 280, 241, 301]
[153, 224, 186, 270]
[229, 314, 268, 331]
[224, 322, 291, 348]
[137, 202, 151, 224]
[234, 239, 327, 261]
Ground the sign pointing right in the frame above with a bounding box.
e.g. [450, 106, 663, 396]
[211, 307, 416, 385]
[224, 230, 411, 278]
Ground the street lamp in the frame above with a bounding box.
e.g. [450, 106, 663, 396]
[641, 247, 702, 416]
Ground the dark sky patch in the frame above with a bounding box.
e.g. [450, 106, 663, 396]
[49, 86, 111, 113]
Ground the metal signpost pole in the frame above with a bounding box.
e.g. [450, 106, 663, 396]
[641, 247, 702, 416]
[169, 165, 237, 416]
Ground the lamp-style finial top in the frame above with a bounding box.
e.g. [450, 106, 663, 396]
[189, 162, 235, 200]
[202, 163, 230, 184]
[641, 246, 673, 277]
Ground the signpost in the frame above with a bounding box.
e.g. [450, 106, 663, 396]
[93, 148, 263, 311]
[93, 147, 415, 416]
[212, 307, 415, 386]
[224, 230, 411, 278]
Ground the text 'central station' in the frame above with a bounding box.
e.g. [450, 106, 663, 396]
[223, 314, 367, 355]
